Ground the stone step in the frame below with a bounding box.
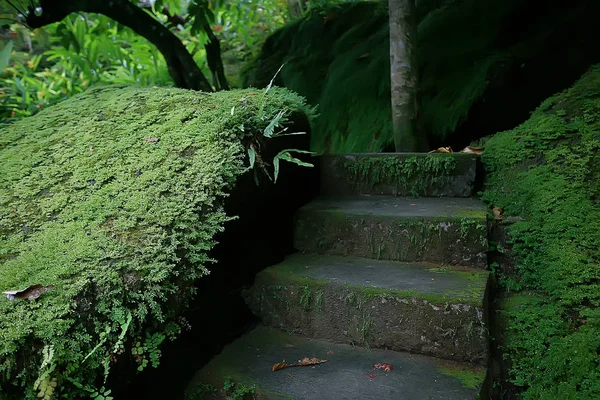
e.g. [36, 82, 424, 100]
[243, 253, 489, 365]
[187, 326, 488, 400]
[294, 195, 488, 268]
[320, 153, 478, 197]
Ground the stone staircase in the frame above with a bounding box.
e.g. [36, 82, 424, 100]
[188, 153, 490, 399]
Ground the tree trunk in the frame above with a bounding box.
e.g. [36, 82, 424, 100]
[388, 0, 420, 152]
[29, 0, 213, 92]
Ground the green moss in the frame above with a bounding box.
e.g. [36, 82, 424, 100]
[0, 84, 312, 397]
[343, 154, 456, 196]
[242, 0, 524, 153]
[354, 280, 485, 307]
[438, 364, 485, 390]
[481, 65, 600, 398]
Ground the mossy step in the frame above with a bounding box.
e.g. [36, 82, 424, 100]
[187, 325, 488, 400]
[321, 153, 478, 197]
[243, 253, 489, 365]
[294, 195, 488, 268]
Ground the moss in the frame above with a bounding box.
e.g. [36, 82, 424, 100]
[261, 263, 487, 307]
[481, 65, 600, 398]
[0, 84, 312, 397]
[438, 363, 486, 390]
[354, 280, 485, 307]
[343, 154, 457, 196]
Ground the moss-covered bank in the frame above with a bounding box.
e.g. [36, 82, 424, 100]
[243, 1, 600, 153]
[482, 66, 600, 398]
[0, 85, 312, 398]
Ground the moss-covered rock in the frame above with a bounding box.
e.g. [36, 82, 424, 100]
[482, 66, 600, 398]
[0, 84, 313, 398]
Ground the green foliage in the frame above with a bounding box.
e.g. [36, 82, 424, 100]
[241, 0, 524, 153]
[223, 377, 257, 400]
[0, 0, 293, 121]
[1, 15, 175, 121]
[482, 65, 600, 399]
[0, 84, 312, 397]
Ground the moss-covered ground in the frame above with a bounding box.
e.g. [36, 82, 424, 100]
[482, 65, 600, 398]
[0, 84, 312, 398]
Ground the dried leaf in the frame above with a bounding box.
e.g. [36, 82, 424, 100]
[428, 147, 453, 153]
[366, 374, 377, 379]
[145, 138, 159, 143]
[298, 357, 327, 366]
[272, 357, 328, 372]
[493, 206, 504, 220]
[373, 362, 393, 372]
[3, 284, 55, 301]
[326, 350, 334, 356]
[272, 360, 289, 372]
[461, 146, 484, 155]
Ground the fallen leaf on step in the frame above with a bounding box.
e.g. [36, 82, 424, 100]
[272, 360, 290, 372]
[429, 147, 453, 153]
[272, 357, 328, 372]
[3, 284, 55, 301]
[298, 357, 327, 366]
[373, 362, 393, 372]
[366, 374, 377, 379]
[461, 146, 484, 155]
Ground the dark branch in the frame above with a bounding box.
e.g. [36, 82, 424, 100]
[139, 2, 229, 91]
[28, 0, 213, 92]
[203, 24, 229, 91]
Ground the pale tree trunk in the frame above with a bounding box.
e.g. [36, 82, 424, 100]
[388, 0, 420, 152]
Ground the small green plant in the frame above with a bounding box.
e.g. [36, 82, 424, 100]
[223, 377, 257, 400]
[186, 382, 216, 400]
[299, 285, 312, 310]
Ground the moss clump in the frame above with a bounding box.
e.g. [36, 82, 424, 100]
[0, 84, 312, 397]
[482, 65, 600, 398]
[343, 155, 456, 196]
[438, 363, 486, 390]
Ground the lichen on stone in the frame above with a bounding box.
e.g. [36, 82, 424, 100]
[0, 84, 312, 397]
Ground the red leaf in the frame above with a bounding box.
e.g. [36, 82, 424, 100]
[374, 362, 393, 372]
[366, 374, 377, 379]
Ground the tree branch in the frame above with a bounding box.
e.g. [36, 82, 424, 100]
[29, 0, 213, 92]
[203, 24, 229, 91]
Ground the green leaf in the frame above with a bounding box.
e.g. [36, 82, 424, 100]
[0, 41, 13, 73]
[248, 147, 256, 168]
[273, 149, 315, 183]
[263, 110, 285, 137]
[273, 157, 280, 182]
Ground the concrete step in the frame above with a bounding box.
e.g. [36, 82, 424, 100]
[243, 253, 489, 365]
[187, 326, 487, 400]
[294, 195, 488, 268]
[320, 153, 478, 197]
